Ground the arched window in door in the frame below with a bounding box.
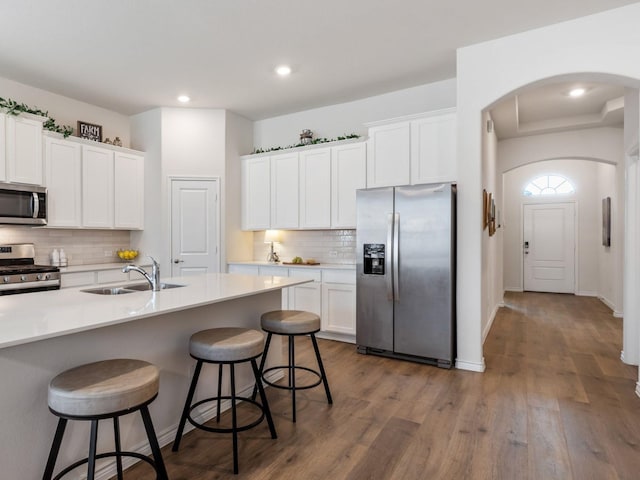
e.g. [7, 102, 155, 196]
[523, 175, 575, 196]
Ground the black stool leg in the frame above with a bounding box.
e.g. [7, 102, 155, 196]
[43, 417, 67, 480]
[251, 332, 272, 401]
[251, 359, 277, 439]
[311, 333, 333, 404]
[140, 405, 169, 480]
[173, 359, 203, 451]
[230, 363, 239, 474]
[216, 363, 223, 423]
[87, 419, 99, 480]
[113, 417, 124, 479]
[289, 335, 296, 422]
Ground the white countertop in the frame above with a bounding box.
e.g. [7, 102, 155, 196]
[60, 262, 151, 273]
[0, 273, 308, 350]
[228, 261, 355, 270]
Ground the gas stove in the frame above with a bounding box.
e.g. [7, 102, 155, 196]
[0, 244, 61, 295]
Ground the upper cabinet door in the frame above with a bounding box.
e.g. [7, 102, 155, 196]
[299, 147, 331, 229]
[271, 152, 299, 229]
[410, 112, 457, 184]
[114, 152, 144, 229]
[82, 145, 114, 228]
[241, 156, 271, 230]
[44, 136, 82, 228]
[331, 142, 366, 228]
[367, 121, 410, 188]
[5, 115, 44, 185]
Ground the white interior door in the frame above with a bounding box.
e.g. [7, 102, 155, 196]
[523, 203, 575, 293]
[171, 178, 220, 277]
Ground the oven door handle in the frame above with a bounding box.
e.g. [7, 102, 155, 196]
[0, 279, 60, 292]
[31, 192, 39, 219]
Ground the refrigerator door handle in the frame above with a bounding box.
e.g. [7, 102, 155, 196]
[393, 212, 400, 301]
[386, 213, 394, 300]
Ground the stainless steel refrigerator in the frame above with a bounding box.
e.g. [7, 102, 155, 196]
[356, 183, 456, 368]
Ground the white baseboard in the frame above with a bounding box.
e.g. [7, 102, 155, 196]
[456, 358, 486, 372]
[613, 310, 624, 318]
[482, 303, 501, 343]
[504, 287, 523, 292]
[92, 369, 284, 480]
[316, 331, 355, 344]
[576, 290, 598, 297]
[636, 382, 640, 399]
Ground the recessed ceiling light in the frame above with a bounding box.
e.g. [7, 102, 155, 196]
[275, 65, 292, 77]
[177, 95, 190, 103]
[568, 88, 586, 98]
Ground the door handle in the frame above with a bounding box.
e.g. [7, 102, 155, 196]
[386, 214, 393, 301]
[173, 259, 184, 264]
[393, 213, 400, 302]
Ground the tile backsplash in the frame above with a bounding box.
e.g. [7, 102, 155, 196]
[0, 227, 130, 266]
[253, 230, 356, 265]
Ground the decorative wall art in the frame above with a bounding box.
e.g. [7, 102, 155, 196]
[77, 121, 102, 142]
[488, 196, 496, 237]
[602, 196, 611, 247]
[482, 189, 488, 229]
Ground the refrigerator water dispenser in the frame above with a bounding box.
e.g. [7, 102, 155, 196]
[363, 244, 385, 275]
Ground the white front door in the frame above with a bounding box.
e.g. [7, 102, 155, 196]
[170, 178, 220, 277]
[523, 203, 575, 293]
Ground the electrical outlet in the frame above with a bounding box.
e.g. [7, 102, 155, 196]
[104, 250, 113, 257]
[329, 250, 338, 257]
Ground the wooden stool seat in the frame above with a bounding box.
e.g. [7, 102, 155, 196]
[261, 310, 320, 334]
[190, 327, 264, 362]
[48, 359, 159, 417]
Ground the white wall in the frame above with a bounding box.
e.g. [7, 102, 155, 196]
[457, 3, 640, 373]
[225, 111, 254, 263]
[253, 78, 456, 151]
[481, 111, 503, 342]
[0, 76, 131, 146]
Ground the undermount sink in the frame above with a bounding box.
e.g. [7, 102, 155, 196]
[81, 283, 185, 295]
[124, 282, 185, 291]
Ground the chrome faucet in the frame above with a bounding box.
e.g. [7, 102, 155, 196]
[122, 256, 161, 291]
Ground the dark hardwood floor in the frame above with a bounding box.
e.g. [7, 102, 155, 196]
[122, 292, 640, 479]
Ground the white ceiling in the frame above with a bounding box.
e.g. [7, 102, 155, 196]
[0, 0, 637, 120]
[490, 82, 626, 139]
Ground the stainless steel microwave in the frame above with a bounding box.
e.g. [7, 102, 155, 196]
[0, 183, 47, 225]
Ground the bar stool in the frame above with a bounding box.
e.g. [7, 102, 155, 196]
[254, 310, 332, 422]
[43, 359, 168, 480]
[172, 327, 277, 474]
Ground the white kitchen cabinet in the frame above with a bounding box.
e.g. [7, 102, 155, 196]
[4, 113, 45, 185]
[321, 269, 356, 337]
[270, 152, 299, 229]
[410, 111, 457, 184]
[259, 265, 290, 308]
[82, 145, 114, 228]
[331, 142, 366, 228]
[114, 152, 144, 229]
[288, 268, 322, 315]
[227, 264, 260, 275]
[44, 136, 82, 227]
[299, 147, 331, 228]
[366, 109, 457, 188]
[241, 157, 271, 230]
[366, 121, 411, 188]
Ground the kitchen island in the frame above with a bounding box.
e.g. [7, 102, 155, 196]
[0, 272, 309, 480]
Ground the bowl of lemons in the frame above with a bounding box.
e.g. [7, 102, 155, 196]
[117, 249, 139, 262]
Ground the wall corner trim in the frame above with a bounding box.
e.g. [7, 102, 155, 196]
[455, 358, 486, 372]
[636, 382, 640, 400]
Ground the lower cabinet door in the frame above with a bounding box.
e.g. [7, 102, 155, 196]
[288, 282, 321, 316]
[321, 283, 356, 335]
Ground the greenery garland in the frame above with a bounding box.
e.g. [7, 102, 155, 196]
[0, 96, 73, 138]
[252, 133, 361, 154]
